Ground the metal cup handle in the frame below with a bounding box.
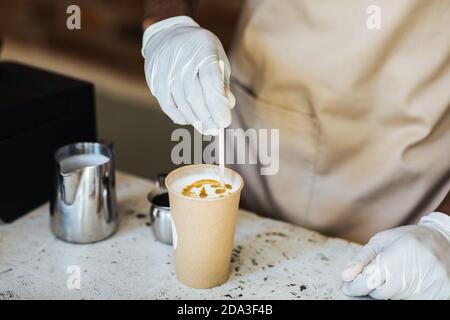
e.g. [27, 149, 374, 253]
[156, 173, 168, 190]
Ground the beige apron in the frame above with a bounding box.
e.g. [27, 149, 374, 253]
[228, 0, 450, 243]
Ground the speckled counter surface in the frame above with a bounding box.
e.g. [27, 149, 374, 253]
[0, 172, 361, 300]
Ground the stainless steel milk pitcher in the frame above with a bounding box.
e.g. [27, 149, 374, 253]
[50, 142, 118, 243]
[147, 173, 172, 245]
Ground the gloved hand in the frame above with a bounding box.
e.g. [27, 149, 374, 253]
[341, 212, 450, 300]
[142, 16, 235, 135]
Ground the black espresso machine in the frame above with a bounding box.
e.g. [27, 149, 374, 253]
[0, 61, 97, 223]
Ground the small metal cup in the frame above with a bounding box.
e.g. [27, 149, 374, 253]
[50, 142, 118, 243]
[147, 173, 172, 245]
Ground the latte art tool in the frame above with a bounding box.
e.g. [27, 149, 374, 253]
[219, 127, 225, 186]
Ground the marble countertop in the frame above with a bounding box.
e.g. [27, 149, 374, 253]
[0, 172, 361, 300]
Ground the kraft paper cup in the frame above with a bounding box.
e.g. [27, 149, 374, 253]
[165, 164, 244, 289]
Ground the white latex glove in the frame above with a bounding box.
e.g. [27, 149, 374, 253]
[341, 212, 450, 300]
[142, 16, 235, 135]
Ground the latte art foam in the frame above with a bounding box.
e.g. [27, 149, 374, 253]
[182, 179, 233, 198]
[170, 170, 240, 199]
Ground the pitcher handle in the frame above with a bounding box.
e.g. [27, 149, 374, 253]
[157, 173, 168, 190]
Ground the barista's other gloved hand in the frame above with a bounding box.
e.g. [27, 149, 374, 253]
[341, 212, 450, 300]
[142, 16, 235, 135]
